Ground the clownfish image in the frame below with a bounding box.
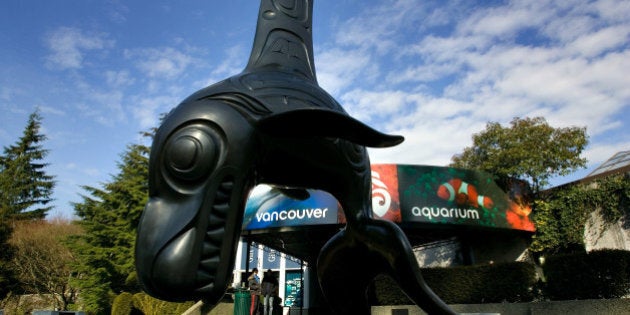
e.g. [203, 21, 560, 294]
[437, 179, 494, 209]
[506, 200, 535, 231]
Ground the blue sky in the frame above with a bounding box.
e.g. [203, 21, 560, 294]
[1, 0, 629, 219]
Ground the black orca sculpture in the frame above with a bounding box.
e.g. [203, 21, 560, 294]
[135, 1, 455, 314]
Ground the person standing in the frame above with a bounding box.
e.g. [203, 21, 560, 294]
[248, 268, 261, 315]
[261, 269, 278, 315]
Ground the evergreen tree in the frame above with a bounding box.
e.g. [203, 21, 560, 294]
[0, 216, 17, 299]
[68, 142, 149, 315]
[0, 110, 55, 220]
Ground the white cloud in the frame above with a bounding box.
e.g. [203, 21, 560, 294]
[324, 0, 630, 171]
[584, 141, 630, 167]
[331, 0, 450, 54]
[39, 105, 66, 116]
[341, 89, 408, 122]
[74, 90, 126, 127]
[44, 27, 113, 70]
[369, 115, 485, 166]
[105, 70, 135, 87]
[82, 167, 102, 177]
[125, 47, 197, 79]
[107, 2, 129, 24]
[316, 48, 376, 95]
[567, 25, 630, 57]
[458, 1, 553, 39]
[387, 62, 459, 85]
[133, 95, 181, 130]
[0, 86, 12, 102]
[595, 0, 630, 22]
[211, 44, 248, 78]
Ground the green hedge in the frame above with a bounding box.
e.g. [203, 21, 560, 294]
[371, 261, 537, 305]
[112, 251, 630, 310]
[132, 293, 195, 315]
[543, 249, 630, 300]
[111, 292, 194, 315]
[372, 250, 630, 304]
[425, 262, 537, 303]
[111, 292, 134, 315]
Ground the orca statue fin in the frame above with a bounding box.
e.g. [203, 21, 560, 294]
[258, 108, 404, 148]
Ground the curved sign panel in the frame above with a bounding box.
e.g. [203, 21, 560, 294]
[243, 164, 535, 232]
[242, 185, 342, 230]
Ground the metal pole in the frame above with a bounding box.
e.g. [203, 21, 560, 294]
[246, 240, 251, 285]
[300, 260, 304, 315]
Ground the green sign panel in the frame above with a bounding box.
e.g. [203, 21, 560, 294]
[371, 164, 535, 231]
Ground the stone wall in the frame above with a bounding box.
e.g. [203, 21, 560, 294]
[584, 208, 630, 252]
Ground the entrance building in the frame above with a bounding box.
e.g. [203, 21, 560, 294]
[232, 164, 536, 312]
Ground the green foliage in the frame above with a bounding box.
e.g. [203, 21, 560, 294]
[112, 292, 134, 315]
[586, 173, 630, 224]
[67, 143, 150, 314]
[450, 116, 588, 194]
[0, 217, 17, 299]
[371, 262, 537, 305]
[531, 173, 630, 255]
[425, 262, 537, 303]
[528, 200, 558, 253]
[375, 249, 630, 304]
[131, 293, 194, 315]
[0, 292, 59, 315]
[0, 109, 55, 220]
[543, 249, 630, 300]
[124, 271, 142, 292]
[530, 186, 589, 255]
[9, 220, 82, 310]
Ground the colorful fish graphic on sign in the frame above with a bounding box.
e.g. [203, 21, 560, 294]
[437, 178, 494, 209]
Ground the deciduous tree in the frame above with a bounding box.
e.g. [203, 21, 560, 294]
[9, 218, 82, 310]
[450, 116, 588, 194]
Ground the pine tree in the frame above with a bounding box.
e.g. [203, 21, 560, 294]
[0, 216, 17, 298]
[68, 142, 149, 314]
[0, 110, 56, 220]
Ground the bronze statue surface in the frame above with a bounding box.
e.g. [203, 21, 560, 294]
[135, 1, 455, 314]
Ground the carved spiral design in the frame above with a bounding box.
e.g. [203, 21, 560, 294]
[271, 0, 307, 20]
[336, 139, 369, 177]
[163, 123, 222, 184]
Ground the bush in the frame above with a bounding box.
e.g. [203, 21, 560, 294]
[132, 292, 195, 315]
[543, 249, 630, 300]
[371, 261, 537, 305]
[370, 274, 412, 305]
[425, 262, 537, 303]
[112, 292, 134, 315]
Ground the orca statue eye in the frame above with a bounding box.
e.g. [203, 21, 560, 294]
[163, 124, 220, 182]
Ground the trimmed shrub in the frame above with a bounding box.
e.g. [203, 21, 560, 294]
[370, 274, 412, 305]
[371, 261, 537, 305]
[112, 292, 134, 315]
[132, 292, 195, 315]
[424, 262, 537, 303]
[543, 249, 630, 300]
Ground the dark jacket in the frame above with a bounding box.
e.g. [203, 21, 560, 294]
[261, 273, 278, 296]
